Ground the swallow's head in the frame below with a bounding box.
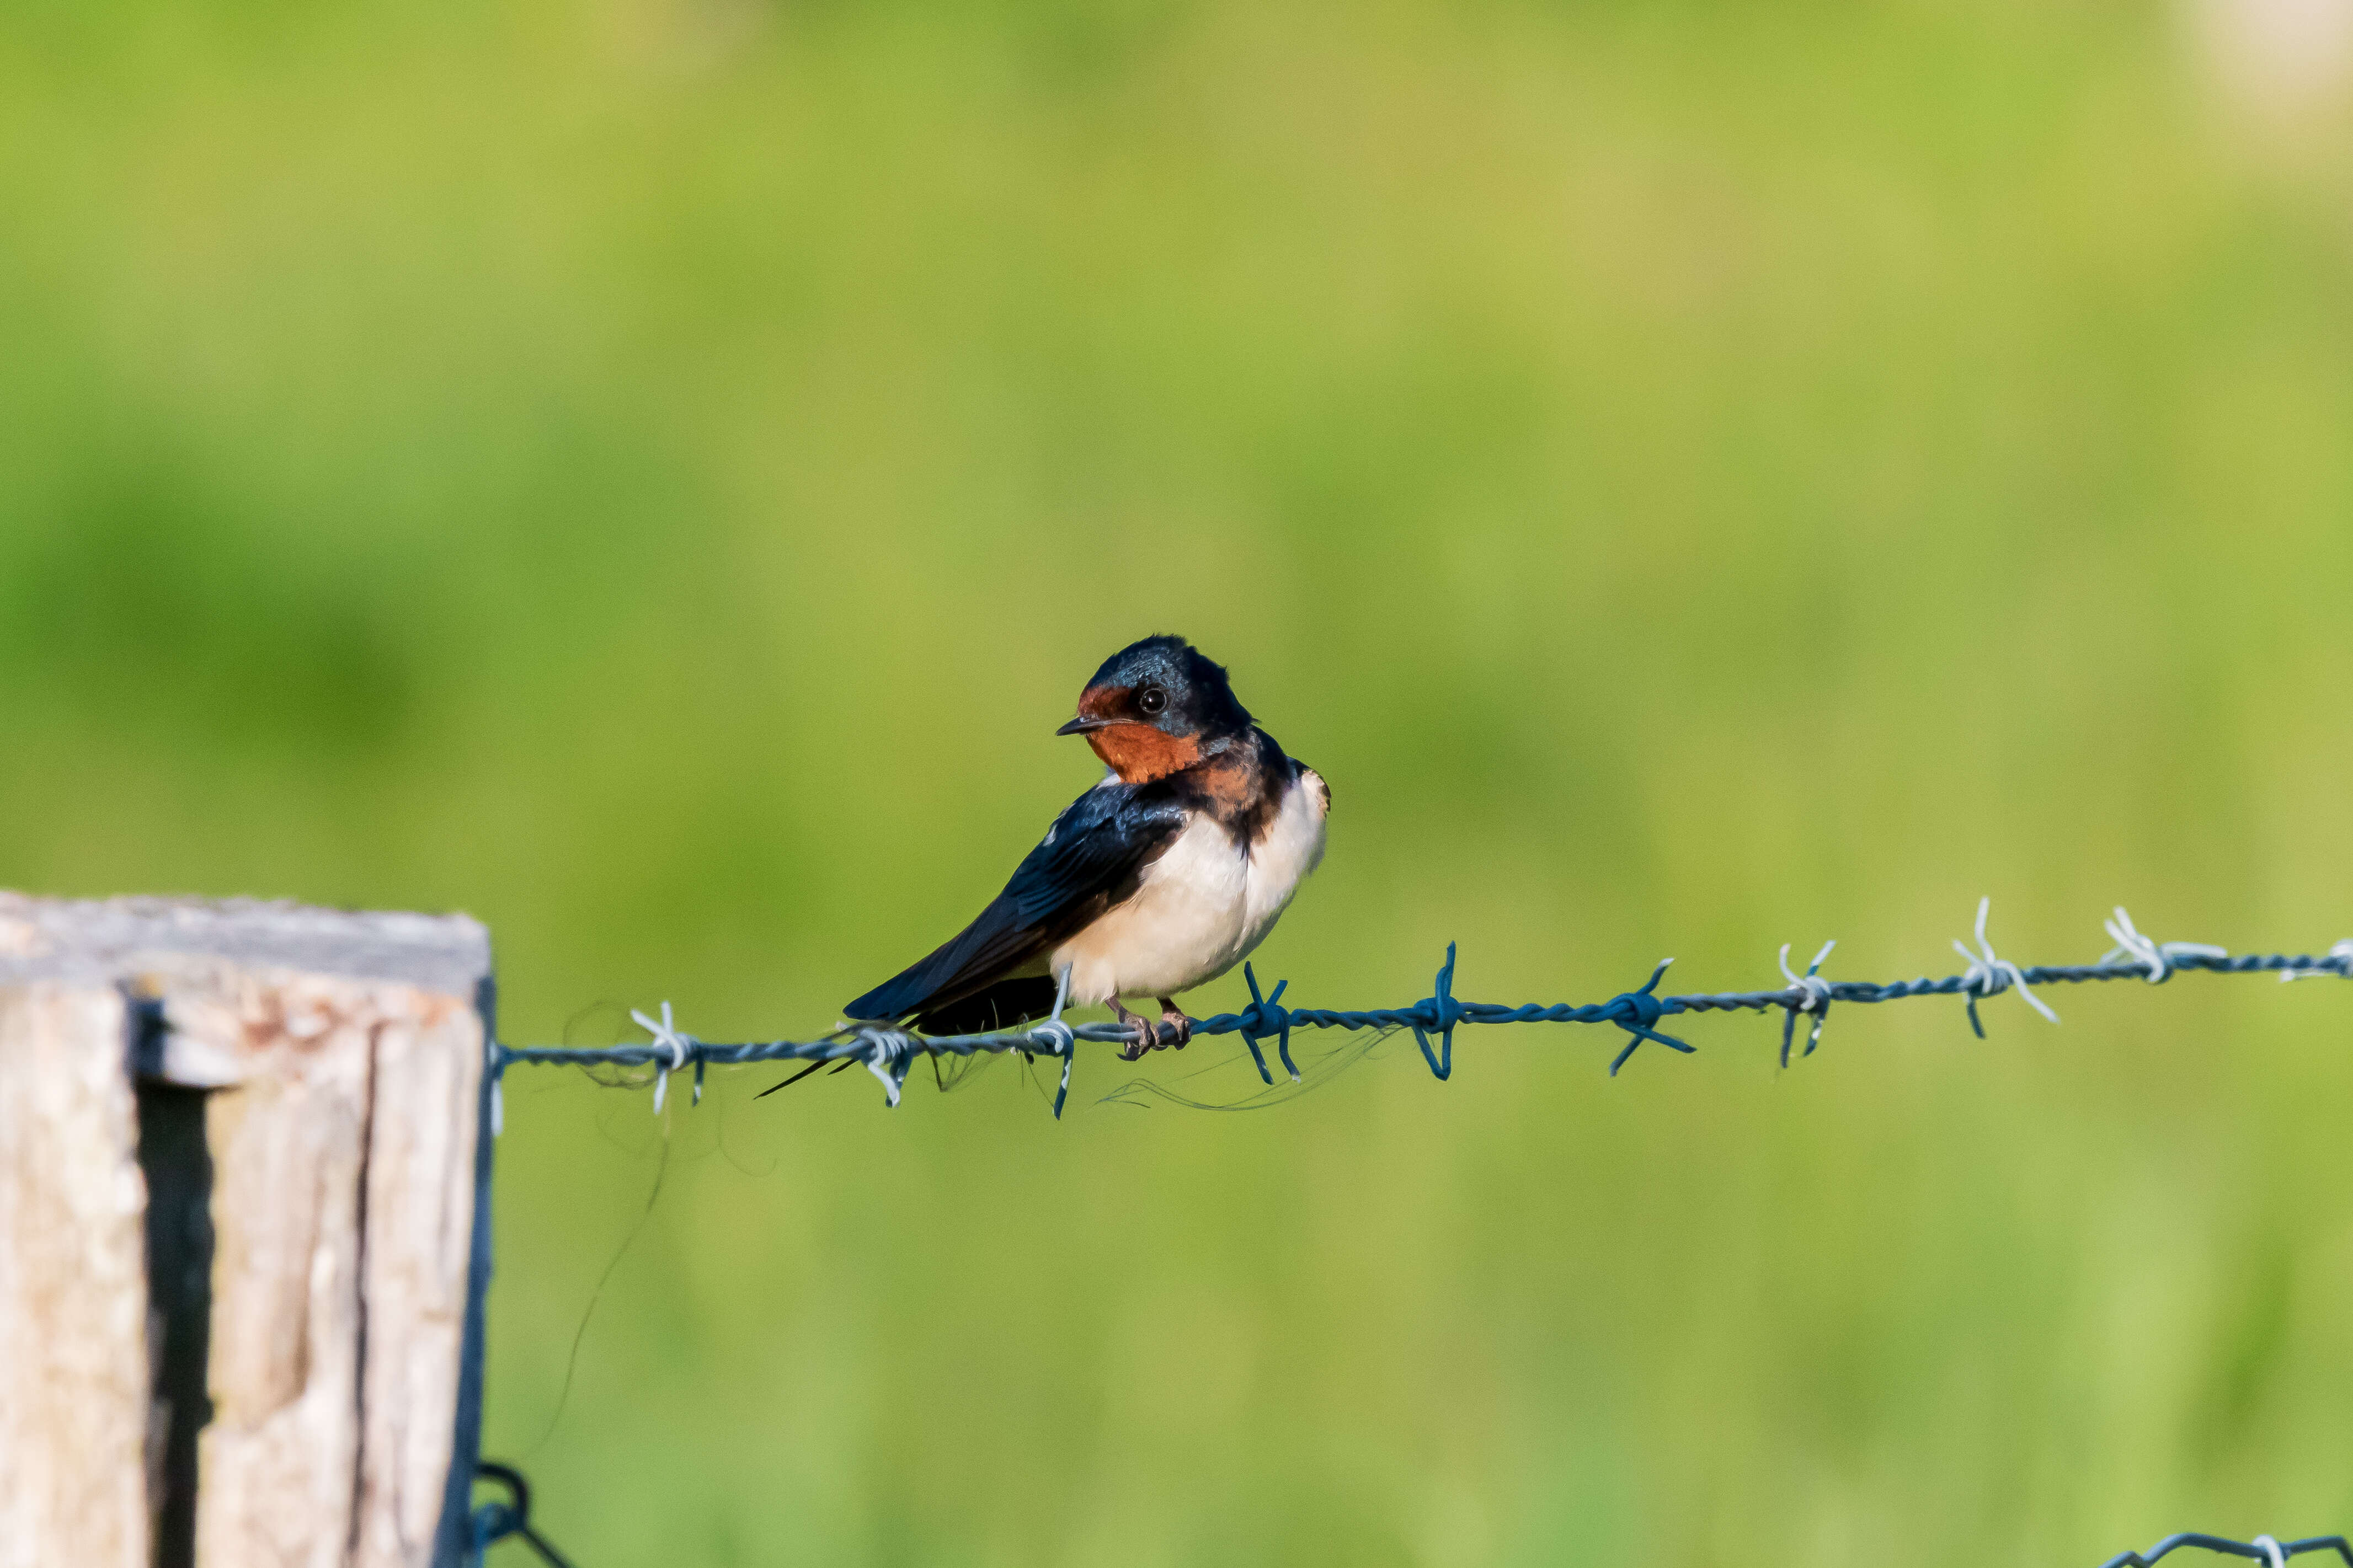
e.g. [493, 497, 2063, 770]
[1056, 634, 1253, 782]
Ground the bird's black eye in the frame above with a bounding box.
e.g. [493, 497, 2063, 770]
[1137, 685, 1167, 716]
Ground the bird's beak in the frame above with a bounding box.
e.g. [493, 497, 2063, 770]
[1055, 715, 1111, 736]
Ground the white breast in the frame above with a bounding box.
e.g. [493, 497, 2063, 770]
[1242, 766, 1328, 948]
[1053, 767, 1329, 1005]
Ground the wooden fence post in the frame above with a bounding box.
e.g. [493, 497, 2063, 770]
[0, 894, 495, 1568]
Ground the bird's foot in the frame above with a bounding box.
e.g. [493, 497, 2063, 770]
[1155, 998, 1194, 1050]
[1111, 1002, 1159, 1061]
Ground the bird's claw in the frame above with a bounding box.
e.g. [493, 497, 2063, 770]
[1112, 1004, 1159, 1061]
[1111, 1001, 1197, 1058]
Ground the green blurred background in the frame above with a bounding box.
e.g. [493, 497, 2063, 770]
[6, 1, 2353, 1562]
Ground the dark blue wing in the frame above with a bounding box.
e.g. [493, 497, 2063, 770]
[842, 782, 1188, 1026]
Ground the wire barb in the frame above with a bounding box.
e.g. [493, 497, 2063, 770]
[1605, 958, 1692, 1076]
[2100, 906, 2227, 984]
[1412, 944, 1466, 1082]
[629, 1002, 695, 1115]
[1237, 963, 1293, 1085]
[2281, 939, 2353, 983]
[850, 1026, 915, 1107]
[1777, 939, 1836, 1067]
[1043, 962, 1077, 1119]
[1953, 896, 2059, 1036]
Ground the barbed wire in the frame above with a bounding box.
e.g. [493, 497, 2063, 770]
[2098, 1532, 2353, 1566]
[465, 1454, 2345, 1568]
[477, 903, 2353, 1567]
[465, 1450, 2348, 1568]
[489, 900, 2353, 1122]
[462, 1454, 2346, 1568]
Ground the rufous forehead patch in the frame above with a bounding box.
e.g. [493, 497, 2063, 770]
[1077, 683, 1130, 721]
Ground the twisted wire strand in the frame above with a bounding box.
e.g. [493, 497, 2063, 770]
[491, 903, 2353, 1121]
[493, 950, 2351, 1069]
[2096, 1532, 2353, 1567]
[476, 918, 2353, 1568]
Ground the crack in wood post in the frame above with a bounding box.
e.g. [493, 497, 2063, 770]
[136, 1079, 215, 1568]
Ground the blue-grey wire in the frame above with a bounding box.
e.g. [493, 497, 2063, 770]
[493, 941, 2353, 1119]
[2097, 1532, 2352, 1566]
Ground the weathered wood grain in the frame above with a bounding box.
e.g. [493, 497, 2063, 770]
[0, 984, 153, 1568]
[354, 999, 489, 1568]
[0, 895, 492, 1568]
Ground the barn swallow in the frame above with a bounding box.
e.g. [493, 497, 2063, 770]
[839, 634, 1329, 1059]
